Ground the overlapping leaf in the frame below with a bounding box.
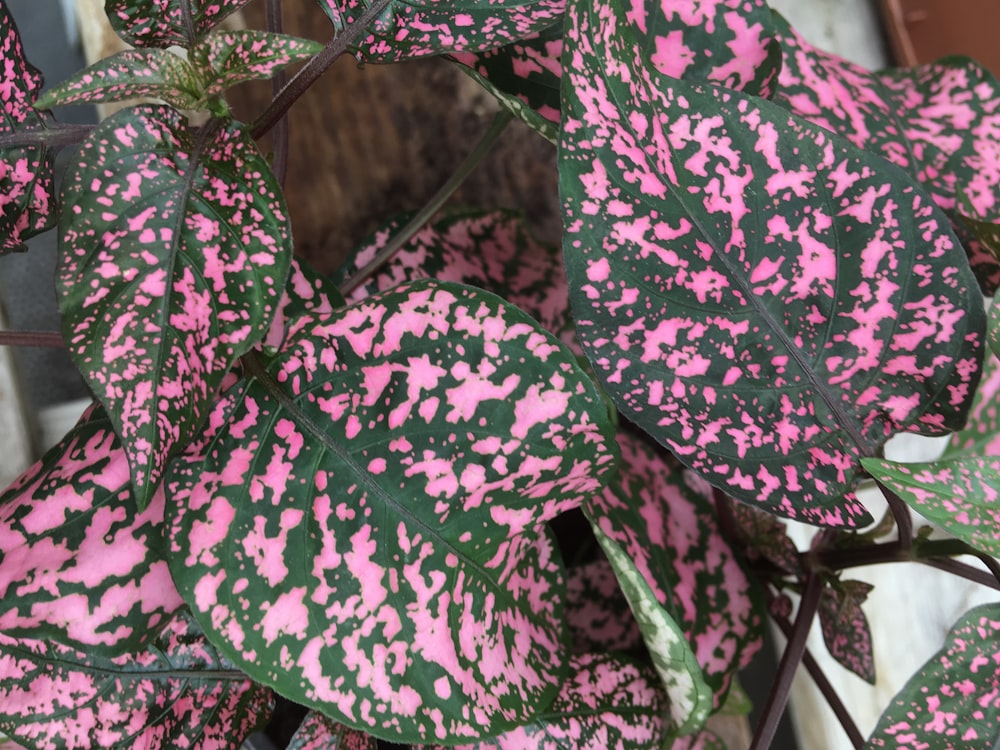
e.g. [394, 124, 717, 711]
[339, 210, 576, 349]
[419, 654, 668, 749]
[33, 50, 202, 111]
[0, 6, 54, 253]
[861, 456, 1000, 557]
[0, 611, 272, 749]
[106, 0, 252, 49]
[772, 14, 1000, 290]
[264, 255, 346, 354]
[818, 580, 875, 684]
[319, 0, 562, 62]
[58, 104, 291, 510]
[288, 712, 378, 750]
[166, 279, 619, 743]
[560, 0, 985, 525]
[943, 350, 1000, 459]
[586, 432, 761, 708]
[190, 29, 323, 98]
[0, 403, 183, 654]
[866, 602, 1000, 749]
[565, 558, 641, 654]
[724, 500, 801, 575]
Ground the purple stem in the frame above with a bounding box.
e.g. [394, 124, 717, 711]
[251, 0, 393, 139]
[264, 0, 289, 186]
[0, 330, 65, 348]
[749, 572, 823, 750]
[0, 123, 94, 148]
[875, 479, 913, 553]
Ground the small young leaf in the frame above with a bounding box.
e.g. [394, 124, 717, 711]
[560, 0, 985, 525]
[818, 579, 875, 684]
[0, 610, 272, 749]
[0, 403, 183, 654]
[449, 24, 563, 143]
[106, 0, 253, 49]
[670, 730, 726, 750]
[33, 49, 202, 111]
[724, 499, 802, 575]
[866, 602, 1000, 749]
[418, 653, 669, 750]
[166, 280, 619, 744]
[0, 6, 54, 252]
[861, 456, 1000, 558]
[58, 104, 292, 509]
[319, 0, 562, 62]
[586, 433, 762, 706]
[565, 558, 642, 654]
[589, 522, 713, 736]
[289, 712, 378, 750]
[190, 29, 323, 98]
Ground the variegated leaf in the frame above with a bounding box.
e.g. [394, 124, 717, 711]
[560, 0, 985, 525]
[288, 712, 378, 750]
[0, 610, 272, 749]
[106, 0, 252, 49]
[166, 279, 619, 744]
[818, 579, 875, 684]
[942, 350, 1000, 459]
[33, 50, 202, 111]
[589, 522, 713, 735]
[339, 210, 576, 350]
[866, 602, 1000, 749]
[449, 23, 563, 143]
[772, 15, 1000, 291]
[861, 456, 1000, 557]
[319, 0, 561, 62]
[724, 499, 801, 575]
[264, 255, 346, 354]
[670, 730, 726, 750]
[0, 403, 183, 654]
[190, 29, 323, 98]
[586, 433, 761, 706]
[0, 6, 54, 253]
[418, 653, 668, 750]
[565, 558, 641, 654]
[58, 104, 291, 510]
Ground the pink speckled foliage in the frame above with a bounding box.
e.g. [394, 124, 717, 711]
[166, 278, 618, 743]
[106, 0, 253, 48]
[724, 499, 802, 575]
[564, 558, 642, 654]
[818, 579, 875, 684]
[586, 432, 762, 705]
[943, 347, 1000, 459]
[319, 0, 563, 62]
[866, 602, 1000, 749]
[0, 6, 53, 253]
[772, 13, 1000, 291]
[419, 653, 668, 750]
[560, 0, 985, 526]
[190, 29, 323, 98]
[288, 712, 378, 750]
[57, 104, 291, 509]
[0, 403, 183, 654]
[0, 611, 272, 749]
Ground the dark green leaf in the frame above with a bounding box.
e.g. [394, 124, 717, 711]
[106, 0, 253, 49]
[190, 29, 323, 98]
[288, 712, 378, 750]
[818, 579, 875, 684]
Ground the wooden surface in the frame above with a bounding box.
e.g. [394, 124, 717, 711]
[881, 0, 1000, 75]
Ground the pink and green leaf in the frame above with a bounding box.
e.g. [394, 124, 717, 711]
[319, 0, 563, 62]
[773, 15, 1000, 290]
[942, 350, 1000, 459]
[588, 523, 713, 735]
[190, 29, 323, 98]
[288, 712, 378, 750]
[57, 104, 292, 510]
[818, 579, 875, 684]
[724, 499, 802, 575]
[560, 0, 985, 525]
[866, 602, 1000, 749]
[586, 433, 762, 707]
[418, 653, 668, 749]
[0, 610, 272, 749]
[33, 50, 202, 111]
[0, 402, 183, 654]
[106, 0, 253, 49]
[0, 6, 54, 253]
[166, 279, 619, 743]
[861, 456, 1000, 558]
[264, 255, 347, 354]
[565, 558, 642, 654]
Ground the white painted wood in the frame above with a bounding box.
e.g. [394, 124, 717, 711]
[767, 0, 889, 70]
[0, 303, 39, 491]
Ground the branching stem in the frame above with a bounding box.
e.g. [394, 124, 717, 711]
[251, 0, 394, 139]
[338, 110, 513, 296]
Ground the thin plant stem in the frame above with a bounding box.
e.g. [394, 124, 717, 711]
[251, 0, 394, 139]
[767, 589, 865, 749]
[0, 123, 94, 148]
[265, 0, 290, 186]
[0, 330, 65, 348]
[876, 479, 913, 553]
[338, 109, 514, 296]
[921, 557, 1000, 591]
[749, 572, 823, 750]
